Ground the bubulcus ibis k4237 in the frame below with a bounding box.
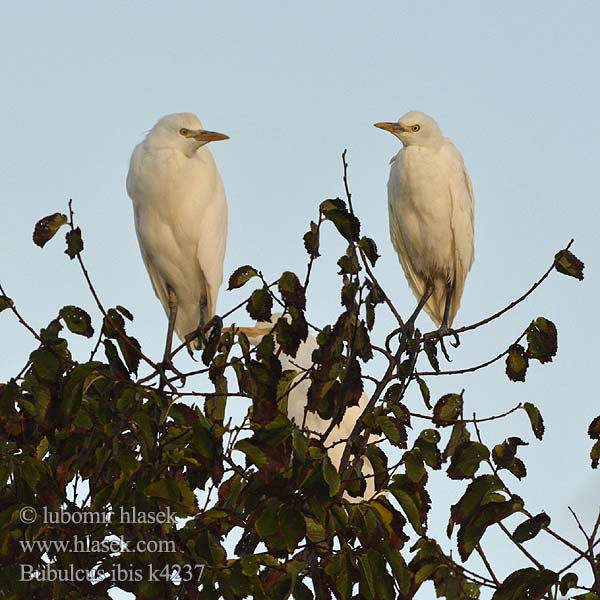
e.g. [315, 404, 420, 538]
[126, 113, 229, 357]
[375, 111, 475, 331]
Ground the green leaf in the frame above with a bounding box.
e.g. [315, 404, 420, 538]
[102, 307, 125, 338]
[324, 551, 354, 600]
[447, 442, 489, 480]
[320, 198, 346, 212]
[303, 220, 320, 258]
[358, 552, 377, 600]
[321, 200, 361, 242]
[554, 248, 584, 280]
[30, 348, 61, 381]
[103, 339, 129, 379]
[505, 344, 528, 382]
[59, 305, 94, 337]
[492, 438, 528, 480]
[359, 236, 379, 265]
[117, 335, 142, 375]
[424, 340, 440, 372]
[246, 287, 273, 321]
[522, 402, 545, 440]
[255, 499, 281, 539]
[33, 212, 68, 247]
[389, 487, 423, 535]
[512, 512, 550, 542]
[415, 376, 431, 409]
[117, 448, 140, 477]
[278, 271, 306, 309]
[415, 429, 442, 469]
[458, 497, 523, 561]
[275, 316, 301, 358]
[526, 317, 557, 364]
[235, 438, 268, 468]
[116, 305, 134, 320]
[451, 475, 505, 524]
[492, 568, 557, 600]
[591, 440, 600, 469]
[228, 265, 258, 290]
[0, 295, 13, 313]
[322, 455, 340, 496]
[65, 226, 83, 258]
[588, 416, 600, 439]
[403, 449, 426, 484]
[278, 505, 306, 552]
[432, 393, 463, 426]
[337, 249, 360, 275]
[443, 421, 471, 462]
[376, 415, 405, 445]
[559, 572, 578, 596]
[305, 516, 328, 544]
[292, 427, 308, 462]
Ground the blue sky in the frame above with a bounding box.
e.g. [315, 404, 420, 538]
[1, 2, 599, 597]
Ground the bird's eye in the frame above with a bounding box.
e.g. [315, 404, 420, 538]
[412, 124, 421, 132]
[179, 128, 190, 136]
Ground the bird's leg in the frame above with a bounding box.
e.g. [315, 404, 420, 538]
[404, 281, 434, 336]
[431, 280, 460, 362]
[184, 300, 209, 356]
[158, 287, 187, 387]
[164, 286, 178, 364]
[386, 282, 434, 352]
[440, 280, 460, 347]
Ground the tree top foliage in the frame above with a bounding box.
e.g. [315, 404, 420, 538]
[0, 153, 596, 600]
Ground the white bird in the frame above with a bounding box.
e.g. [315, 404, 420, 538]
[126, 113, 229, 360]
[238, 315, 377, 503]
[374, 111, 474, 332]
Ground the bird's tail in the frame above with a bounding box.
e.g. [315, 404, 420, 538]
[422, 278, 463, 328]
[422, 279, 446, 328]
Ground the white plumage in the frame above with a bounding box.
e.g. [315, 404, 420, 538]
[126, 113, 228, 349]
[241, 315, 376, 502]
[375, 111, 475, 328]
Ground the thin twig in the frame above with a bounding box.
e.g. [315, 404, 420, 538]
[341, 150, 404, 328]
[476, 543, 500, 586]
[434, 239, 574, 338]
[417, 329, 528, 377]
[0, 282, 43, 342]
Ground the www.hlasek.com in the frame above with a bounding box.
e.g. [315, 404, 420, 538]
[20, 563, 205, 583]
[20, 534, 175, 555]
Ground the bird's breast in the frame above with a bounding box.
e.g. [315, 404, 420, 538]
[388, 145, 455, 278]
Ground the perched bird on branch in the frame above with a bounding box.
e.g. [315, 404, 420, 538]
[237, 314, 377, 503]
[375, 111, 475, 334]
[127, 113, 229, 362]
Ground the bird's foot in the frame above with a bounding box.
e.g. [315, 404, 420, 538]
[422, 326, 459, 361]
[184, 329, 207, 358]
[429, 326, 460, 362]
[403, 320, 416, 338]
[157, 358, 187, 389]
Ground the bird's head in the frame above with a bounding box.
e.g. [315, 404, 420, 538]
[146, 113, 229, 156]
[374, 111, 442, 146]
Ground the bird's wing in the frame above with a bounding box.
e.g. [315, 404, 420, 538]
[132, 206, 171, 315]
[445, 142, 475, 324]
[194, 161, 228, 319]
[387, 164, 427, 303]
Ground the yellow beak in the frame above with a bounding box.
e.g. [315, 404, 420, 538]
[374, 122, 406, 134]
[191, 129, 230, 142]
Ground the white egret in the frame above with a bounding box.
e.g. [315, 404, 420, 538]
[126, 113, 229, 362]
[374, 111, 475, 334]
[238, 315, 377, 502]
